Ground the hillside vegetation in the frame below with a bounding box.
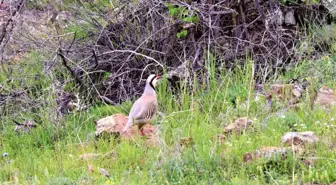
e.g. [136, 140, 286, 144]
[0, 0, 336, 184]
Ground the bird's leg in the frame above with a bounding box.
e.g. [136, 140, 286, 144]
[138, 124, 146, 136]
[140, 128, 145, 136]
[122, 118, 135, 133]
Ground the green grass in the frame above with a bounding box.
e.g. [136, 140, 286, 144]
[1, 55, 336, 184]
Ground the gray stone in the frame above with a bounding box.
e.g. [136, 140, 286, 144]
[167, 63, 188, 80]
[285, 10, 296, 26]
[281, 131, 318, 146]
[322, 0, 336, 17]
[274, 9, 284, 26]
[265, 8, 284, 30]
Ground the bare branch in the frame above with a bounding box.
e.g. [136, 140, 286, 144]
[99, 50, 164, 68]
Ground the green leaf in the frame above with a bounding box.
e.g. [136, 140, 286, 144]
[183, 15, 199, 23]
[104, 72, 111, 80]
[178, 7, 187, 17]
[166, 3, 178, 17]
[176, 30, 188, 38]
[169, 7, 178, 17]
[65, 82, 74, 92]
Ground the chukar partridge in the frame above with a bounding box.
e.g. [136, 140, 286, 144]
[122, 74, 161, 135]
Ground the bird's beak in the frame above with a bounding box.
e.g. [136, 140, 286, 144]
[153, 75, 162, 87]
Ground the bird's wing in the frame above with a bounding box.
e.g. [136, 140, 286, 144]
[128, 99, 142, 120]
[123, 99, 142, 131]
[132, 96, 158, 121]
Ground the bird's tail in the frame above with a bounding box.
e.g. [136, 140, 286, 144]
[122, 118, 132, 132]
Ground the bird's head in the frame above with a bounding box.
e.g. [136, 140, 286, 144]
[147, 74, 161, 90]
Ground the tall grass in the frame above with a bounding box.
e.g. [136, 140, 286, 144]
[1, 51, 336, 184]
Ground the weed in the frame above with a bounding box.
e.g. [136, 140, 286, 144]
[1, 52, 336, 184]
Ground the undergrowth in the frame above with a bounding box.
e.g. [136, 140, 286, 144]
[1, 53, 336, 184]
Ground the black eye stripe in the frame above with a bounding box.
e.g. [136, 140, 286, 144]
[149, 76, 156, 90]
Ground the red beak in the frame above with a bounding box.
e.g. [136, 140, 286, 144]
[156, 76, 161, 79]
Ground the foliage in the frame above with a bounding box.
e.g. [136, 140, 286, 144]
[166, 3, 200, 23]
[1, 0, 336, 184]
[166, 2, 200, 38]
[1, 56, 336, 184]
[286, 56, 336, 87]
[65, 23, 94, 40]
[176, 29, 188, 38]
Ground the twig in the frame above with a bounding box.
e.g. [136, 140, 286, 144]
[100, 95, 117, 105]
[58, 49, 85, 87]
[98, 50, 164, 68]
[92, 49, 98, 68]
[0, 0, 26, 63]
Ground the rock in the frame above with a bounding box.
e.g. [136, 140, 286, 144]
[314, 86, 336, 106]
[167, 63, 188, 81]
[322, 0, 336, 17]
[14, 120, 37, 133]
[255, 83, 302, 108]
[255, 82, 306, 100]
[303, 159, 316, 167]
[79, 153, 100, 160]
[274, 9, 284, 26]
[79, 151, 117, 160]
[330, 143, 336, 152]
[270, 84, 295, 98]
[88, 164, 94, 173]
[212, 134, 225, 144]
[281, 131, 318, 146]
[243, 146, 303, 162]
[121, 123, 159, 142]
[179, 137, 194, 147]
[56, 11, 72, 21]
[292, 86, 302, 98]
[224, 117, 253, 134]
[140, 123, 157, 136]
[301, 183, 323, 185]
[94, 114, 127, 137]
[57, 93, 76, 114]
[99, 168, 110, 178]
[94, 114, 159, 145]
[285, 10, 296, 26]
[265, 9, 283, 29]
[224, 123, 235, 133]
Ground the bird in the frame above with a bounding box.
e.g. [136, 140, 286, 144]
[122, 74, 161, 136]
